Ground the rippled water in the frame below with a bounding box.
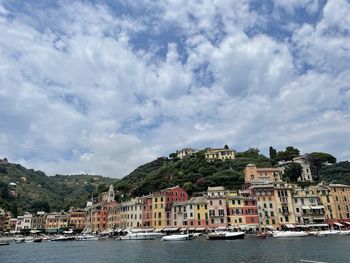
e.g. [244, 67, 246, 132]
[1, 235, 349, 263]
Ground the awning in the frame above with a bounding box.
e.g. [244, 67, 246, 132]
[188, 227, 196, 231]
[266, 226, 276, 230]
[310, 206, 324, 209]
[295, 225, 308, 228]
[238, 225, 248, 230]
[334, 222, 343, 227]
[345, 222, 350, 226]
[195, 227, 206, 231]
[284, 224, 295, 229]
[216, 226, 227, 230]
[162, 227, 179, 231]
[301, 206, 311, 210]
[179, 228, 188, 231]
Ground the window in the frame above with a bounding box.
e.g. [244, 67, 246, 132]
[232, 200, 235, 205]
[219, 200, 222, 205]
[219, 209, 224, 216]
[210, 201, 213, 205]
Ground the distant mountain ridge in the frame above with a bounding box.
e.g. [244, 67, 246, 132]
[0, 159, 117, 216]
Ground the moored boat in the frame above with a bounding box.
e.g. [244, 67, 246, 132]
[51, 235, 75, 241]
[273, 231, 308, 238]
[0, 241, 10, 246]
[207, 231, 245, 240]
[119, 230, 160, 240]
[316, 230, 340, 236]
[75, 234, 99, 241]
[162, 234, 193, 241]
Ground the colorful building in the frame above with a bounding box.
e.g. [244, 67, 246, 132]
[244, 164, 282, 183]
[206, 186, 227, 227]
[226, 190, 258, 229]
[31, 211, 47, 231]
[250, 183, 279, 230]
[328, 184, 350, 224]
[204, 148, 235, 161]
[45, 212, 69, 234]
[141, 195, 153, 228]
[68, 209, 86, 232]
[292, 187, 325, 224]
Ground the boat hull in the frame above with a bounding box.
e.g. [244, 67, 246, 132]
[208, 233, 245, 240]
[162, 234, 192, 241]
[273, 231, 308, 238]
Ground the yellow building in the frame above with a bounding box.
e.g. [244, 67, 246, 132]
[204, 148, 235, 161]
[244, 164, 282, 183]
[328, 184, 350, 223]
[192, 197, 209, 227]
[274, 182, 296, 227]
[250, 183, 280, 230]
[152, 192, 166, 228]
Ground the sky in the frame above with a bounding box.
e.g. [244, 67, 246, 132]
[0, 0, 349, 178]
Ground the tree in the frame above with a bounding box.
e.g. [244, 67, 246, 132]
[169, 153, 177, 159]
[307, 152, 337, 181]
[269, 146, 277, 160]
[276, 146, 300, 162]
[224, 144, 229, 149]
[182, 181, 194, 194]
[31, 200, 51, 213]
[283, 163, 302, 182]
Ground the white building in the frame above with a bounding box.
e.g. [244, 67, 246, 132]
[292, 187, 325, 224]
[276, 156, 313, 182]
[176, 148, 197, 159]
[15, 212, 32, 231]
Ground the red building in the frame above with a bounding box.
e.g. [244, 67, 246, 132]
[141, 195, 153, 227]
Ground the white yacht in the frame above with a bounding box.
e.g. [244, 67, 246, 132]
[207, 231, 245, 240]
[273, 231, 308, 238]
[119, 230, 160, 240]
[75, 234, 99, 241]
[162, 234, 193, 241]
[316, 230, 340, 236]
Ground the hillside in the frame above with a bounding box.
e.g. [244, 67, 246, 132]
[115, 149, 274, 198]
[320, 161, 350, 184]
[0, 159, 117, 216]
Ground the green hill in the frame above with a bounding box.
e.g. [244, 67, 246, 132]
[0, 160, 117, 216]
[320, 161, 350, 184]
[114, 149, 274, 198]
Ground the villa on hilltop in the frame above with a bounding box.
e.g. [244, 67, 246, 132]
[204, 147, 235, 161]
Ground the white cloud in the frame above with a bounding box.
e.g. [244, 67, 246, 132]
[0, 0, 349, 178]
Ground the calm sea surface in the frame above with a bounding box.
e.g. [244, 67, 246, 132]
[1, 235, 349, 263]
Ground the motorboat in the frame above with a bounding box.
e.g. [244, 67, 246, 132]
[273, 231, 308, 238]
[119, 230, 160, 240]
[75, 234, 99, 241]
[0, 241, 10, 246]
[336, 230, 350, 235]
[316, 230, 340, 236]
[51, 235, 75, 241]
[162, 234, 193, 241]
[207, 231, 245, 240]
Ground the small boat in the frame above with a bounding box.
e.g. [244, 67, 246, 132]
[119, 231, 160, 240]
[0, 242, 10, 246]
[273, 231, 308, 238]
[14, 238, 26, 243]
[207, 231, 245, 240]
[51, 235, 75, 241]
[162, 234, 193, 241]
[316, 230, 340, 236]
[256, 232, 267, 239]
[33, 238, 43, 243]
[75, 234, 99, 241]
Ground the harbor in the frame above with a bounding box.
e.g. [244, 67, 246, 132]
[1, 234, 350, 263]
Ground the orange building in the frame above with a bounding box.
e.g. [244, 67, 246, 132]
[244, 164, 281, 183]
